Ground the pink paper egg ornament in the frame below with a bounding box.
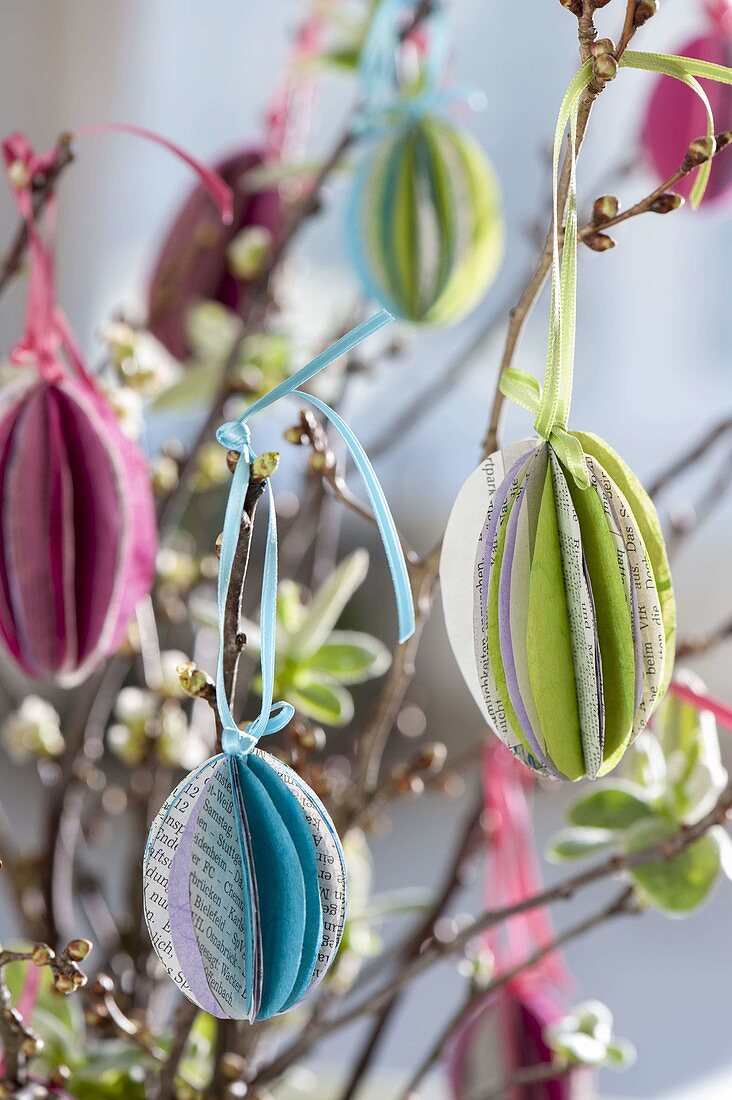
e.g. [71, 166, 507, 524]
[0, 127, 232, 682]
[642, 0, 732, 205]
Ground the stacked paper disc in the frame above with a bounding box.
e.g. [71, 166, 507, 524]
[441, 433, 676, 780]
[144, 749, 347, 1020]
[349, 116, 503, 324]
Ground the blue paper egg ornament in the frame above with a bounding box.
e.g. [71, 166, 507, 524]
[143, 310, 415, 1019]
[348, 115, 504, 324]
[143, 750, 347, 1020]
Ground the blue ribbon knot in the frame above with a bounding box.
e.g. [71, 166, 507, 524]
[215, 309, 415, 757]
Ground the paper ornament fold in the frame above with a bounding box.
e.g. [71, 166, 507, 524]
[440, 434, 675, 780]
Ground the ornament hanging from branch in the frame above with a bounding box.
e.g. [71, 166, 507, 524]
[346, 0, 504, 324]
[144, 311, 415, 1019]
[0, 127, 232, 683]
[437, 50, 732, 778]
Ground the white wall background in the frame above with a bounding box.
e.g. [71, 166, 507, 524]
[1, 1, 731, 1097]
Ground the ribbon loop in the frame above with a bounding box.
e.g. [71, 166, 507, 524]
[215, 310, 415, 757]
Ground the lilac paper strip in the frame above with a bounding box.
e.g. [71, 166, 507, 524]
[479, 450, 536, 630]
[168, 778, 225, 1018]
[497, 465, 558, 776]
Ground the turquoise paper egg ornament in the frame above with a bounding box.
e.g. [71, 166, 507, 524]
[348, 115, 504, 324]
[143, 749, 347, 1020]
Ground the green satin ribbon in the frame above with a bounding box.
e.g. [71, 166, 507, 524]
[500, 49, 732, 488]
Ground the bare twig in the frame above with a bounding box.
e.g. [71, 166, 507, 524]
[0, 133, 74, 299]
[397, 886, 638, 1099]
[473, 1059, 574, 1100]
[337, 793, 484, 1100]
[648, 416, 732, 499]
[252, 783, 732, 1086]
[154, 997, 199, 1100]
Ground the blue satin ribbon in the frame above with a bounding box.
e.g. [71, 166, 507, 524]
[359, 0, 448, 114]
[215, 309, 415, 757]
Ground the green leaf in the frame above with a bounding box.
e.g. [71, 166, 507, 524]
[288, 671, 354, 726]
[546, 826, 615, 862]
[302, 630, 390, 684]
[288, 549, 369, 658]
[349, 888, 431, 923]
[151, 359, 222, 412]
[277, 580, 308, 636]
[567, 784, 655, 832]
[625, 818, 722, 913]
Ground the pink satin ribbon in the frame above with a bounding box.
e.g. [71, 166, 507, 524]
[2, 124, 233, 386]
[669, 679, 732, 730]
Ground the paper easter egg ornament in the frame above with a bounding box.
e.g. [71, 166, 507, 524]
[144, 311, 415, 1019]
[0, 127, 231, 683]
[347, 0, 503, 324]
[441, 61, 676, 780]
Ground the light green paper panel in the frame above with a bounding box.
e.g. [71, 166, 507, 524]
[586, 454, 665, 742]
[419, 121, 457, 311]
[388, 131, 420, 318]
[427, 125, 504, 325]
[526, 462, 584, 780]
[566, 464, 636, 769]
[487, 461, 534, 761]
[509, 467, 547, 759]
[573, 431, 676, 699]
[549, 452, 602, 779]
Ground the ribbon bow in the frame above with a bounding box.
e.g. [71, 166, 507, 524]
[214, 309, 416, 757]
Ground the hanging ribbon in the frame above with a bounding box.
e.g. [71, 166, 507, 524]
[669, 679, 732, 731]
[214, 309, 415, 758]
[499, 49, 732, 489]
[2, 126, 232, 388]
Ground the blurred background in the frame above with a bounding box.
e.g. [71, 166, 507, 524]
[0, 1, 731, 1097]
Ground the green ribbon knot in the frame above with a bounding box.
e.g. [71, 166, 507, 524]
[499, 367, 590, 489]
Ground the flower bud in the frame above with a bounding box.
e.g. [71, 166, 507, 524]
[715, 130, 732, 151]
[290, 724, 326, 753]
[49, 1066, 72, 1087]
[226, 449, 240, 473]
[221, 1052, 247, 1081]
[584, 232, 615, 252]
[177, 661, 213, 699]
[590, 38, 615, 57]
[227, 225, 273, 281]
[65, 938, 93, 961]
[31, 943, 55, 967]
[592, 195, 619, 224]
[684, 135, 716, 168]
[559, 0, 582, 14]
[284, 426, 307, 445]
[53, 972, 77, 995]
[593, 54, 618, 83]
[393, 772, 425, 797]
[6, 160, 30, 190]
[649, 192, 683, 214]
[411, 741, 447, 774]
[633, 0, 658, 26]
[152, 454, 179, 494]
[252, 451, 280, 480]
[309, 450, 335, 474]
[21, 1032, 43, 1057]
